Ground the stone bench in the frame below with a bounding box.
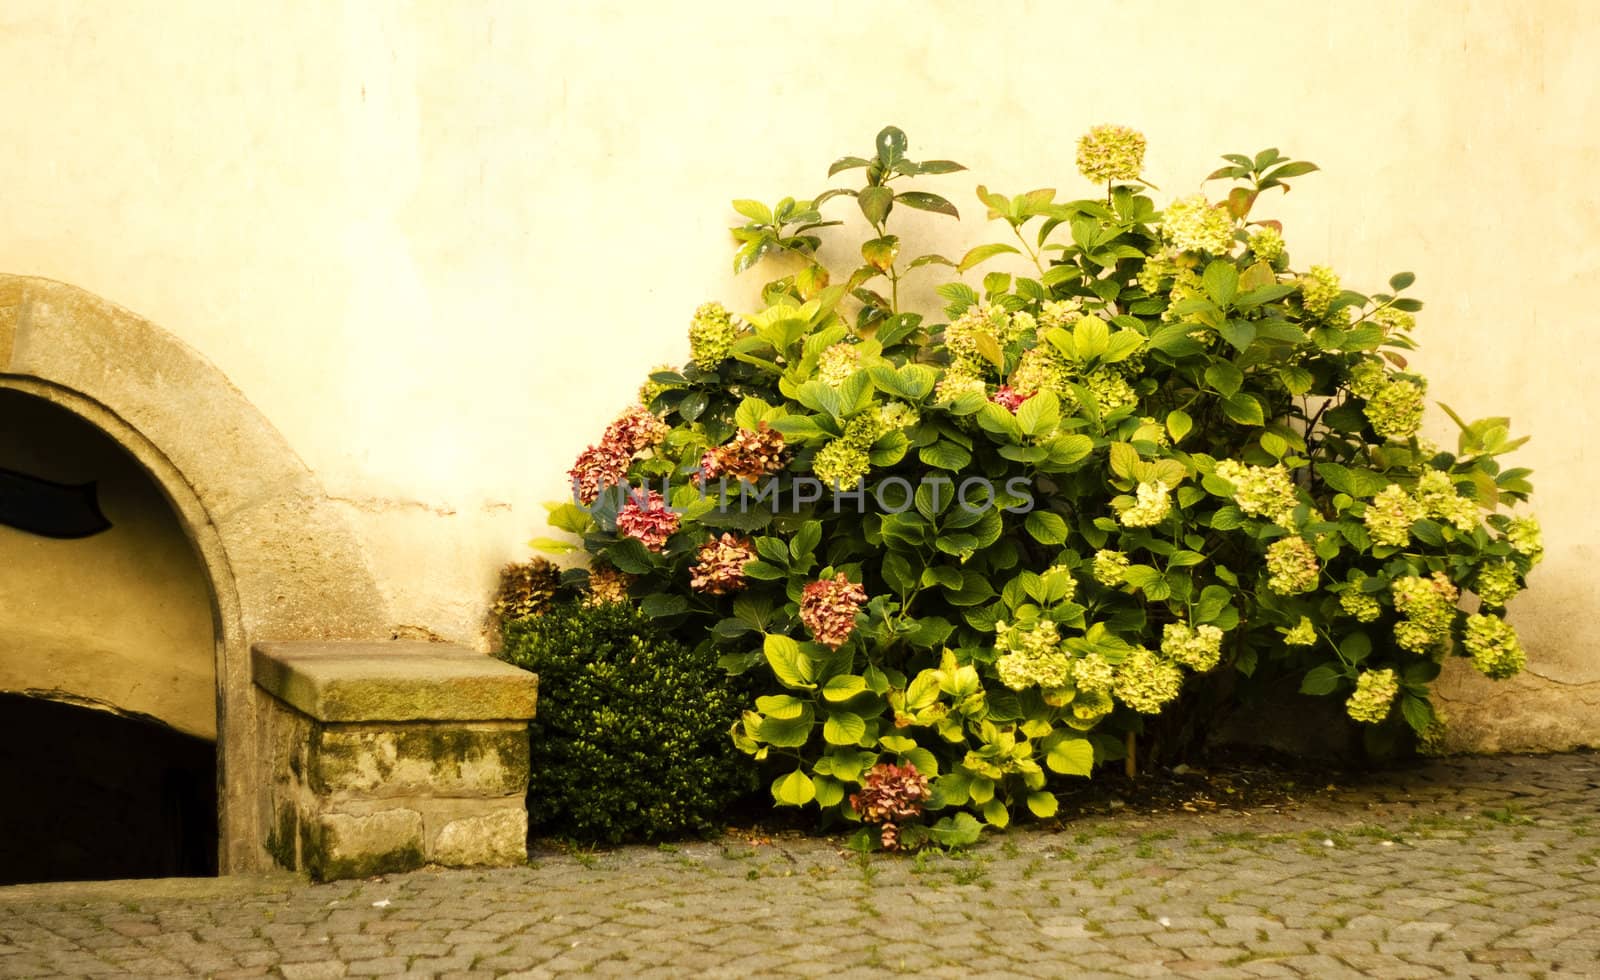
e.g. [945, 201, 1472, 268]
[252, 640, 538, 880]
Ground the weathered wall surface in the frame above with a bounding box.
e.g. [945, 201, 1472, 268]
[0, 390, 216, 738]
[0, 1, 1594, 747]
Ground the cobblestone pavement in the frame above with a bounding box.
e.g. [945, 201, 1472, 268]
[2, 752, 1598, 978]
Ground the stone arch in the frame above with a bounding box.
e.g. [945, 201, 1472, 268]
[0, 274, 388, 872]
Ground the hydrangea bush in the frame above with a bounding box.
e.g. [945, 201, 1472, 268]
[535, 125, 1540, 850]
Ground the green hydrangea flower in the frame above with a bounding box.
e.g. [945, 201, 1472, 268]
[1083, 369, 1139, 415]
[994, 619, 1072, 690]
[813, 440, 870, 488]
[1163, 194, 1236, 255]
[1299, 265, 1341, 318]
[1071, 652, 1115, 694]
[1284, 617, 1317, 646]
[1372, 306, 1416, 336]
[1038, 299, 1083, 331]
[840, 413, 882, 450]
[688, 302, 738, 370]
[1266, 536, 1319, 595]
[638, 362, 681, 407]
[1365, 379, 1425, 440]
[877, 400, 919, 432]
[1506, 516, 1544, 567]
[1161, 623, 1225, 672]
[1340, 588, 1383, 623]
[1347, 358, 1388, 400]
[1010, 345, 1071, 398]
[1092, 549, 1130, 586]
[1474, 561, 1521, 608]
[1391, 573, 1458, 654]
[1118, 480, 1172, 528]
[1214, 460, 1300, 527]
[1112, 647, 1183, 714]
[1346, 668, 1398, 724]
[1247, 226, 1285, 264]
[934, 364, 987, 404]
[1365, 484, 1424, 547]
[817, 342, 860, 386]
[1415, 469, 1478, 531]
[1464, 613, 1525, 679]
[1076, 124, 1147, 183]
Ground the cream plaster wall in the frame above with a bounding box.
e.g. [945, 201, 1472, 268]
[0, 1, 1594, 745]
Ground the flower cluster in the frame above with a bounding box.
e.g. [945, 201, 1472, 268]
[1265, 536, 1319, 595]
[688, 533, 757, 595]
[1247, 225, 1285, 264]
[1163, 195, 1236, 254]
[1346, 668, 1398, 724]
[1071, 652, 1115, 693]
[1365, 483, 1425, 547]
[490, 559, 562, 624]
[615, 489, 681, 551]
[817, 342, 861, 386]
[688, 301, 739, 369]
[1076, 124, 1147, 183]
[583, 565, 634, 607]
[1119, 480, 1172, 527]
[944, 304, 1012, 375]
[1284, 617, 1317, 646]
[638, 363, 681, 407]
[699, 423, 789, 484]
[1473, 561, 1521, 608]
[878, 401, 920, 432]
[813, 440, 871, 488]
[1161, 622, 1225, 671]
[1414, 470, 1478, 531]
[800, 573, 868, 650]
[1112, 647, 1183, 714]
[850, 762, 931, 851]
[1340, 587, 1382, 622]
[1365, 379, 1425, 440]
[990, 385, 1031, 412]
[1092, 549, 1130, 586]
[568, 443, 631, 505]
[994, 619, 1071, 690]
[1463, 613, 1525, 679]
[1214, 460, 1299, 527]
[1373, 306, 1416, 337]
[1299, 266, 1341, 318]
[934, 364, 986, 404]
[1038, 299, 1083, 330]
[1347, 358, 1388, 399]
[1507, 516, 1544, 566]
[1391, 572, 1459, 654]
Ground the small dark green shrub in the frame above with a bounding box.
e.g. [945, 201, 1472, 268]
[500, 600, 757, 843]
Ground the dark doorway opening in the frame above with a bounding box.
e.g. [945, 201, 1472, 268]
[0, 693, 217, 884]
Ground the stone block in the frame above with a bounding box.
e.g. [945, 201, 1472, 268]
[310, 724, 529, 799]
[307, 809, 425, 881]
[253, 641, 538, 723]
[432, 805, 528, 867]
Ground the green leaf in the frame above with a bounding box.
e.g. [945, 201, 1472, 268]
[982, 798, 1011, 828]
[678, 391, 709, 422]
[1073, 316, 1110, 360]
[1025, 511, 1069, 545]
[920, 440, 972, 470]
[1218, 319, 1257, 352]
[757, 704, 815, 747]
[772, 769, 816, 806]
[1166, 410, 1193, 444]
[764, 633, 817, 690]
[1220, 392, 1265, 426]
[859, 186, 893, 226]
[1389, 271, 1416, 291]
[1015, 390, 1061, 436]
[918, 159, 968, 175]
[929, 812, 983, 847]
[822, 674, 867, 702]
[1280, 365, 1314, 395]
[639, 594, 688, 618]
[1400, 694, 1434, 733]
[958, 242, 1021, 273]
[896, 191, 960, 218]
[731, 199, 773, 224]
[1299, 664, 1342, 696]
[828, 155, 870, 177]
[1027, 792, 1060, 818]
[1203, 260, 1239, 306]
[1205, 363, 1244, 398]
[860, 235, 900, 273]
[876, 125, 908, 164]
[823, 711, 868, 746]
[756, 694, 807, 719]
[1045, 736, 1095, 776]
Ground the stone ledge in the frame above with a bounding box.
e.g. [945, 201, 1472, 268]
[252, 640, 537, 722]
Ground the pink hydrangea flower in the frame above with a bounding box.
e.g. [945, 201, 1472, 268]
[990, 385, 1032, 413]
[603, 406, 669, 456]
[688, 533, 757, 595]
[615, 489, 680, 552]
[800, 573, 868, 650]
[850, 762, 932, 851]
[568, 443, 631, 505]
[697, 423, 790, 485]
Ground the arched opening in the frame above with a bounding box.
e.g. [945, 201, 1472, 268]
[0, 388, 219, 882]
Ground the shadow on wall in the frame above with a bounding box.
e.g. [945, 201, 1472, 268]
[0, 693, 217, 884]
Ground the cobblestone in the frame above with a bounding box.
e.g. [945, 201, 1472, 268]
[0, 752, 1597, 976]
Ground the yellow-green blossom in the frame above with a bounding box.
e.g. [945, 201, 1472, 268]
[1366, 379, 1425, 440]
[994, 619, 1072, 690]
[1347, 358, 1388, 400]
[1346, 668, 1398, 724]
[1474, 561, 1521, 608]
[877, 401, 919, 432]
[1284, 617, 1317, 646]
[1415, 469, 1478, 531]
[1076, 124, 1147, 183]
[688, 302, 738, 369]
[1162, 622, 1225, 672]
[840, 413, 882, 450]
[1299, 266, 1341, 318]
[1163, 194, 1236, 255]
[1340, 588, 1382, 623]
[1119, 480, 1172, 528]
[817, 342, 860, 386]
[1112, 647, 1183, 714]
[945, 304, 1009, 374]
[1084, 369, 1139, 415]
[1391, 572, 1459, 655]
[1214, 460, 1300, 527]
[1266, 536, 1319, 595]
[1372, 306, 1416, 336]
[1009, 345, 1071, 398]
[1006, 311, 1037, 343]
[1071, 652, 1115, 694]
[934, 364, 988, 404]
[1365, 484, 1424, 547]
[1092, 549, 1130, 586]
[1038, 299, 1083, 331]
[813, 440, 870, 488]
[1248, 226, 1285, 264]
[1463, 613, 1525, 679]
[1506, 516, 1544, 567]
